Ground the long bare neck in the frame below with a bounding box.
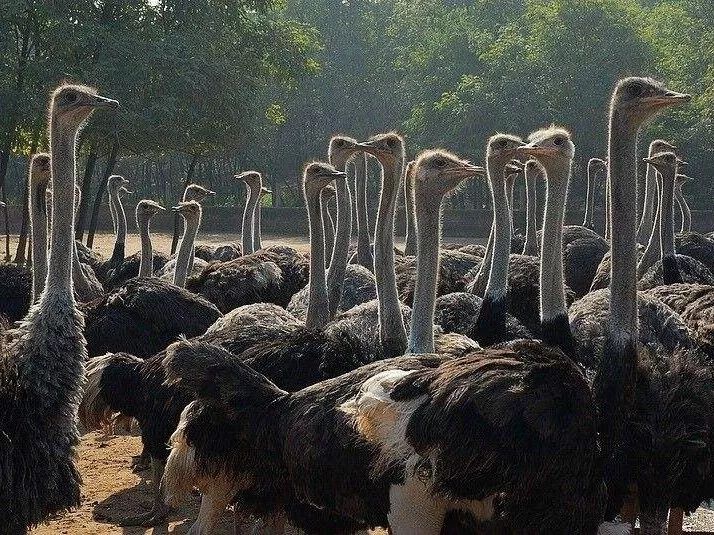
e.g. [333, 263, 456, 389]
[374, 158, 407, 357]
[483, 158, 511, 302]
[354, 153, 373, 267]
[114, 189, 127, 255]
[604, 176, 611, 241]
[305, 188, 329, 329]
[46, 122, 78, 298]
[539, 160, 575, 354]
[254, 200, 263, 250]
[637, 174, 661, 278]
[138, 216, 154, 277]
[637, 153, 658, 245]
[404, 167, 417, 256]
[321, 196, 335, 268]
[473, 221, 494, 294]
[173, 214, 200, 288]
[241, 185, 258, 255]
[326, 166, 353, 319]
[30, 178, 49, 301]
[675, 185, 691, 233]
[408, 183, 442, 354]
[507, 175, 516, 236]
[659, 169, 677, 258]
[584, 162, 595, 227]
[522, 169, 538, 256]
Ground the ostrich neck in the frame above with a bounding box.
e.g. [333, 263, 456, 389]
[584, 162, 596, 227]
[326, 163, 352, 319]
[473, 221, 495, 295]
[507, 175, 516, 235]
[138, 216, 154, 277]
[637, 174, 661, 278]
[109, 186, 117, 235]
[354, 153, 372, 263]
[374, 157, 407, 357]
[30, 177, 49, 301]
[404, 166, 417, 256]
[637, 155, 658, 244]
[254, 200, 263, 250]
[408, 189, 441, 354]
[109, 187, 127, 264]
[675, 185, 691, 233]
[522, 170, 538, 255]
[659, 169, 677, 258]
[483, 157, 511, 302]
[305, 189, 329, 329]
[46, 122, 78, 298]
[173, 215, 200, 288]
[241, 185, 258, 255]
[604, 176, 611, 241]
[321, 196, 335, 267]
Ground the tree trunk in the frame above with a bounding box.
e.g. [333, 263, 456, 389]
[14, 127, 41, 264]
[87, 138, 119, 248]
[0, 150, 11, 261]
[75, 140, 99, 240]
[170, 152, 200, 254]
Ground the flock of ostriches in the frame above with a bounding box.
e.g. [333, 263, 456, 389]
[1, 78, 714, 535]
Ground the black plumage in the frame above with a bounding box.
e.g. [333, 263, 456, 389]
[0, 263, 31, 322]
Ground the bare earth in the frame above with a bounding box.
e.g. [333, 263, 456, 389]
[12, 232, 714, 533]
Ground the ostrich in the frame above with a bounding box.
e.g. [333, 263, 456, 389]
[637, 139, 677, 245]
[563, 77, 705, 531]
[506, 159, 526, 254]
[434, 134, 531, 345]
[159, 151, 498, 535]
[94, 174, 129, 281]
[637, 152, 714, 290]
[236, 170, 261, 256]
[191, 183, 240, 263]
[403, 160, 417, 256]
[254, 185, 271, 251]
[157, 201, 209, 283]
[352, 151, 374, 269]
[82, 197, 221, 358]
[170, 183, 214, 262]
[521, 159, 540, 256]
[337, 147, 606, 533]
[583, 157, 607, 230]
[79, 161, 349, 527]
[29, 153, 51, 302]
[0, 83, 117, 533]
[675, 173, 692, 234]
[321, 183, 336, 266]
[71, 185, 105, 302]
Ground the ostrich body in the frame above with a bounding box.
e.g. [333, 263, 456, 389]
[583, 157, 607, 230]
[637, 140, 676, 245]
[158, 150, 485, 535]
[0, 84, 117, 532]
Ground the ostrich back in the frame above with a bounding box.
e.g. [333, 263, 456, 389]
[104, 251, 170, 290]
[638, 255, 714, 291]
[0, 299, 86, 529]
[563, 235, 609, 298]
[194, 242, 241, 262]
[590, 245, 646, 292]
[75, 240, 105, 270]
[0, 263, 31, 323]
[82, 277, 221, 358]
[676, 232, 714, 274]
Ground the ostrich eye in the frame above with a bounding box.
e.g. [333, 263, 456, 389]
[336, 139, 345, 147]
[553, 137, 564, 146]
[628, 83, 644, 97]
[499, 139, 507, 148]
[434, 158, 447, 168]
[65, 91, 78, 103]
[386, 138, 396, 148]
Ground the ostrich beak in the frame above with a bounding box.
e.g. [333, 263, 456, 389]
[327, 170, 348, 180]
[448, 162, 485, 179]
[646, 90, 692, 108]
[170, 205, 182, 212]
[676, 158, 689, 167]
[358, 140, 388, 156]
[156, 204, 167, 211]
[207, 190, 216, 196]
[92, 95, 119, 109]
[234, 171, 252, 181]
[517, 144, 550, 157]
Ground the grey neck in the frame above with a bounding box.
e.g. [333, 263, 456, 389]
[540, 160, 571, 322]
[354, 153, 373, 268]
[637, 149, 658, 244]
[522, 167, 538, 256]
[483, 157, 512, 302]
[473, 221, 494, 295]
[507, 174, 516, 236]
[30, 178, 49, 301]
[46, 122, 78, 298]
[675, 184, 691, 233]
[321, 194, 335, 268]
[109, 185, 117, 235]
[404, 165, 417, 256]
[659, 169, 677, 258]
[584, 161, 596, 228]
[604, 177, 611, 241]
[173, 214, 200, 288]
[374, 157, 408, 356]
[241, 184, 258, 255]
[305, 187, 329, 329]
[637, 173, 661, 278]
[138, 215, 154, 277]
[112, 186, 127, 250]
[408, 183, 442, 354]
[326, 161, 353, 319]
[254, 200, 263, 250]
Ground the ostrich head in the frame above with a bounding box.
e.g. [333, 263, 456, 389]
[412, 149, 484, 197]
[589, 157, 608, 174]
[676, 173, 693, 185]
[303, 162, 347, 198]
[517, 126, 575, 178]
[328, 135, 362, 169]
[360, 132, 405, 168]
[610, 77, 690, 131]
[642, 151, 680, 174]
[651, 139, 677, 155]
[184, 183, 216, 203]
[136, 199, 166, 224]
[31, 153, 51, 181]
[50, 84, 118, 133]
[525, 159, 544, 178]
[321, 183, 336, 200]
[487, 133, 525, 171]
[107, 175, 129, 193]
[171, 200, 202, 223]
[234, 170, 262, 192]
[505, 160, 524, 179]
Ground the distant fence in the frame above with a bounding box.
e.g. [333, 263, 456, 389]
[2, 204, 713, 239]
